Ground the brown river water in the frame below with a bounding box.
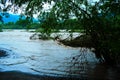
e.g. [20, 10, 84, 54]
[0, 30, 120, 80]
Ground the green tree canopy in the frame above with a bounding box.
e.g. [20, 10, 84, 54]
[15, 19, 32, 28]
[1, 0, 120, 65]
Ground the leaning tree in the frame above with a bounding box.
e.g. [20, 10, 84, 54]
[0, 0, 120, 65]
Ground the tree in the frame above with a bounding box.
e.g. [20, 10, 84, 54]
[1, 0, 120, 65]
[15, 19, 32, 28]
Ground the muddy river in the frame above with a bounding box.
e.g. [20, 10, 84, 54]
[0, 30, 119, 80]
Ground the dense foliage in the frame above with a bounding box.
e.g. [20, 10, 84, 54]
[0, 0, 120, 64]
[1, 19, 39, 29]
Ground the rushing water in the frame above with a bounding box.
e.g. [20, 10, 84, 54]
[0, 30, 120, 79]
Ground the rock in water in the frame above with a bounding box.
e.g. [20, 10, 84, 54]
[0, 49, 8, 57]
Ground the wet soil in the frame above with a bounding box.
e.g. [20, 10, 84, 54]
[0, 71, 81, 80]
[58, 35, 93, 48]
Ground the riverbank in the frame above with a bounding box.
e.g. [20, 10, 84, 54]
[0, 71, 81, 80]
[1, 66, 120, 80]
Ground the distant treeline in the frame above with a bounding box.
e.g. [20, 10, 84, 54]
[1, 19, 40, 29]
[1, 18, 83, 30]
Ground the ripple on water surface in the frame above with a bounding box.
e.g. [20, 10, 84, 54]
[1, 30, 118, 79]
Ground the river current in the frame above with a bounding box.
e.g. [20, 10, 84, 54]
[0, 30, 119, 79]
